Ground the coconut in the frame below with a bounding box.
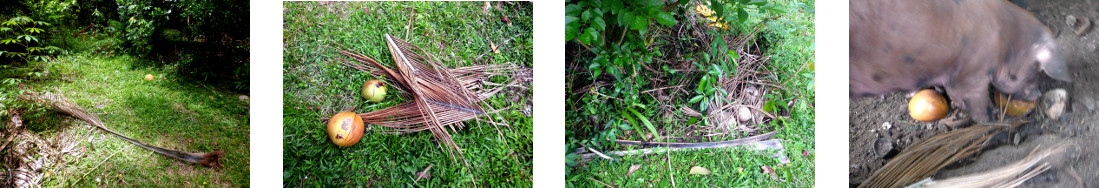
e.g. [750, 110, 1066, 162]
[326, 111, 365, 147]
[993, 92, 1036, 117]
[361, 79, 387, 102]
[909, 89, 949, 122]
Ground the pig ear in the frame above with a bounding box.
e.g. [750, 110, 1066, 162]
[1036, 45, 1071, 82]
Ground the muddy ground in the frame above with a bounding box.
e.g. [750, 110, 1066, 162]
[849, 0, 1099, 187]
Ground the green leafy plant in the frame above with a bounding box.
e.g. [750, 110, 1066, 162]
[565, 0, 679, 164]
[113, 0, 169, 55]
[0, 16, 64, 63]
[0, 15, 62, 119]
[707, 0, 787, 31]
[565, 0, 679, 46]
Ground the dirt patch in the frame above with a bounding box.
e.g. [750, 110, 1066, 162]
[849, 0, 1099, 187]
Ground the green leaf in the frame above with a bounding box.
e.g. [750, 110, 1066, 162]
[565, 16, 580, 41]
[566, 4, 583, 16]
[712, 1, 724, 19]
[9, 16, 31, 25]
[581, 9, 592, 21]
[584, 27, 600, 44]
[620, 11, 635, 28]
[630, 15, 648, 31]
[700, 98, 709, 112]
[654, 12, 677, 26]
[592, 17, 606, 30]
[737, 8, 749, 25]
[636, 0, 663, 6]
[18, 35, 38, 43]
[565, 153, 579, 166]
[620, 110, 644, 139]
[697, 75, 709, 93]
[566, 16, 579, 26]
[25, 28, 43, 34]
[689, 95, 704, 103]
[762, 100, 776, 114]
[604, 0, 624, 14]
[626, 108, 660, 141]
[592, 56, 607, 78]
[712, 64, 723, 77]
[711, 36, 727, 63]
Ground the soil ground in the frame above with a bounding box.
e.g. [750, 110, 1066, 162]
[849, 0, 1099, 187]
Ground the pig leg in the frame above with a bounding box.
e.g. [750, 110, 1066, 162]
[946, 77, 993, 122]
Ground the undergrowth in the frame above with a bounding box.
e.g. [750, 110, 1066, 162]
[565, 0, 814, 186]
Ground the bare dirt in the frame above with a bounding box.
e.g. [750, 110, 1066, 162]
[849, 0, 1099, 187]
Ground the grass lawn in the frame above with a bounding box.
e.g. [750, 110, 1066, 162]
[11, 41, 250, 186]
[565, 0, 815, 186]
[282, 1, 533, 186]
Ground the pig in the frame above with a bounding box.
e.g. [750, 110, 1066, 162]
[849, 0, 1070, 122]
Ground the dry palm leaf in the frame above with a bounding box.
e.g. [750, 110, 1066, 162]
[19, 91, 226, 170]
[334, 34, 529, 163]
[3, 111, 90, 187]
[914, 141, 1067, 188]
[860, 122, 1025, 188]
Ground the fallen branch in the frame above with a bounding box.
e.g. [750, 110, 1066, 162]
[21, 91, 226, 170]
[414, 164, 433, 182]
[586, 147, 613, 161]
[614, 130, 778, 148]
[581, 139, 788, 163]
[587, 177, 616, 188]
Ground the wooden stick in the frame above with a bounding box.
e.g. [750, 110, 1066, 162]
[587, 177, 616, 188]
[72, 24, 94, 37]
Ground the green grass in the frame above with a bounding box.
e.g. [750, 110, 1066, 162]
[565, 0, 815, 186]
[282, 2, 533, 187]
[16, 44, 250, 186]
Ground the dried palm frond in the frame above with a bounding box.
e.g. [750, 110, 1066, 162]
[1, 112, 88, 188]
[914, 141, 1067, 188]
[334, 34, 529, 163]
[860, 122, 1024, 188]
[706, 24, 775, 134]
[19, 91, 226, 170]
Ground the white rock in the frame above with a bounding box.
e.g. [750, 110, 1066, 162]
[881, 122, 892, 130]
[1043, 88, 1068, 121]
[737, 106, 752, 122]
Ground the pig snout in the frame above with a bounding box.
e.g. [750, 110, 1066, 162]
[1006, 87, 1042, 102]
